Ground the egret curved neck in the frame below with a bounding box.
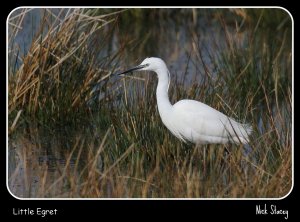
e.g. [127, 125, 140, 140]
[156, 68, 172, 114]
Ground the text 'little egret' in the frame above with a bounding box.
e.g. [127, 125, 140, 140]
[116, 57, 252, 144]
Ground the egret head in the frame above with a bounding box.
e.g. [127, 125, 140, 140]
[138, 57, 167, 72]
[116, 57, 167, 75]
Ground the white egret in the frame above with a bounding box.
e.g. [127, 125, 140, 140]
[117, 57, 252, 144]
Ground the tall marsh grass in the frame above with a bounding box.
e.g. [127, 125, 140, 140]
[8, 8, 125, 129]
[8, 8, 292, 198]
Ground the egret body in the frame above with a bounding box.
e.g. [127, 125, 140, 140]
[117, 57, 252, 144]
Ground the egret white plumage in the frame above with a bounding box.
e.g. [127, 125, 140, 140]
[117, 57, 252, 144]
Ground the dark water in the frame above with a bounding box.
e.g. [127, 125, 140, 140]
[8, 8, 231, 83]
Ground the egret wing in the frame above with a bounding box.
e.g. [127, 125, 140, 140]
[173, 100, 246, 139]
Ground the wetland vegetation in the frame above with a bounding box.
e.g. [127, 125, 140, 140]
[8, 8, 292, 198]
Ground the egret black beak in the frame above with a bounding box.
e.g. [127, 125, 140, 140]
[115, 64, 148, 76]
